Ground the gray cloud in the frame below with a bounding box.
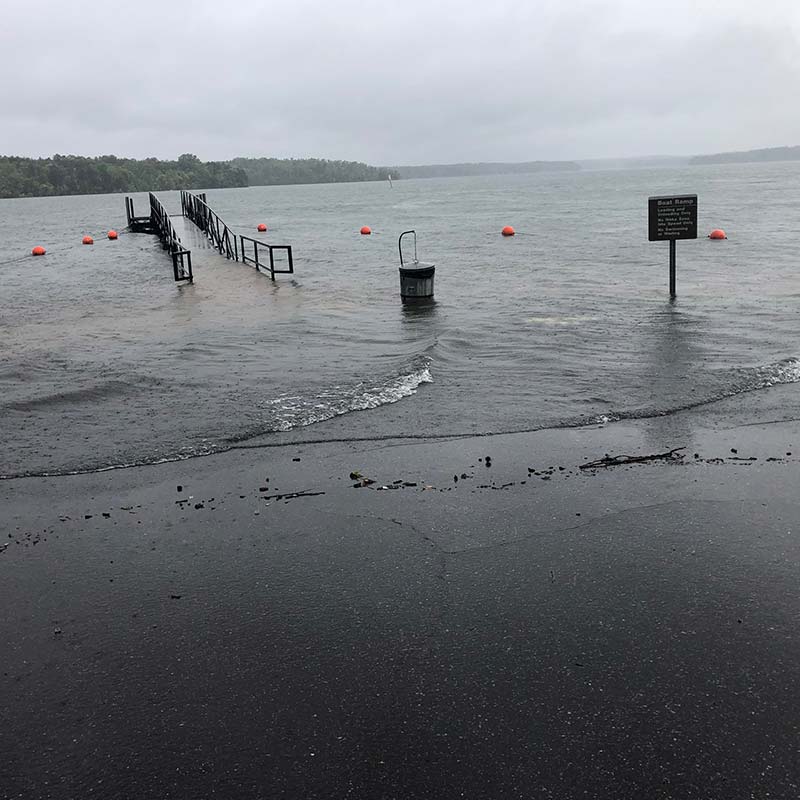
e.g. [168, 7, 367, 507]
[3, 0, 800, 162]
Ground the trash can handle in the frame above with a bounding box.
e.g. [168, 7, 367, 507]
[399, 230, 417, 267]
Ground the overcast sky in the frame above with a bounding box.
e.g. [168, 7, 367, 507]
[3, 0, 800, 164]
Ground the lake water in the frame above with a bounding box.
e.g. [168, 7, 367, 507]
[3, 163, 800, 477]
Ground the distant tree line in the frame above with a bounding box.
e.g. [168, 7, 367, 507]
[230, 157, 393, 186]
[690, 145, 800, 165]
[0, 153, 395, 199]
[0, 154, 247, 199]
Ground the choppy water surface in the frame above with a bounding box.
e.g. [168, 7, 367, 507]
[3, 163, 800, 476]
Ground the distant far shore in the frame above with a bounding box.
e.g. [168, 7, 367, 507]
[2, 144, 800, 199]
[689, 144, 800, 165]
[392, 160, 579, 179]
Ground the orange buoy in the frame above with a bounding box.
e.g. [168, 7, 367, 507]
[257, 223, 267, 232]
[708, 229, 727, 240]
[107, 230, 118, 240]
[360, 226, 372, 235]
[82, 235, 94, 245]
[501, 226, 515, 237]
[31, 246, 46, 256]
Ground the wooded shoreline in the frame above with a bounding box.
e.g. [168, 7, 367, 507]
[0, 153, 393, 199]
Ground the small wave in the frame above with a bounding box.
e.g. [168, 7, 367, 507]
[525, 314, 599, 326]
[230, 356, 433, 442]
[577, 357, 800, 429]
[3, 380, 144, 411]
[0, 358, 434, 479]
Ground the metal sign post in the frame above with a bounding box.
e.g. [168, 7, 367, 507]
[648, 194, 698, 299]
[669, 239, 676, 297]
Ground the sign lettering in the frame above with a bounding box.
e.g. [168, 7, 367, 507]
[648, 194, 698, 241]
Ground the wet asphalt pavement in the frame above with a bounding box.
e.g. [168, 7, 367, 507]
[2, 415, 800, 799]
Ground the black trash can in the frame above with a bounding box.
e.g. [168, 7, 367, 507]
[398, 230, 435, 301]
[399, 262, 435, 299]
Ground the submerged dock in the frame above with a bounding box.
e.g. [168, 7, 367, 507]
[125, 194, 193, 282]
[124, 191, 294, 283]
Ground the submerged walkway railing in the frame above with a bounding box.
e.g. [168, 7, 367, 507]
[181, 190, 294, 280]
[239, 235, 294, 280]
[125, 196, 153, 234]
[124, 194, 193, 283]
[181, 191, 238, 261]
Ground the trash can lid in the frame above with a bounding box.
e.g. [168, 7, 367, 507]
[399, 263, 435, 279]
[399, 261, 435, 272]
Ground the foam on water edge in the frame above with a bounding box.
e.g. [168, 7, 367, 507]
[753, 357, 800, 388]
[260, 356, 433, 433]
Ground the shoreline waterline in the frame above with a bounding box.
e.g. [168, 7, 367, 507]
[3, 363, 800, 481]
